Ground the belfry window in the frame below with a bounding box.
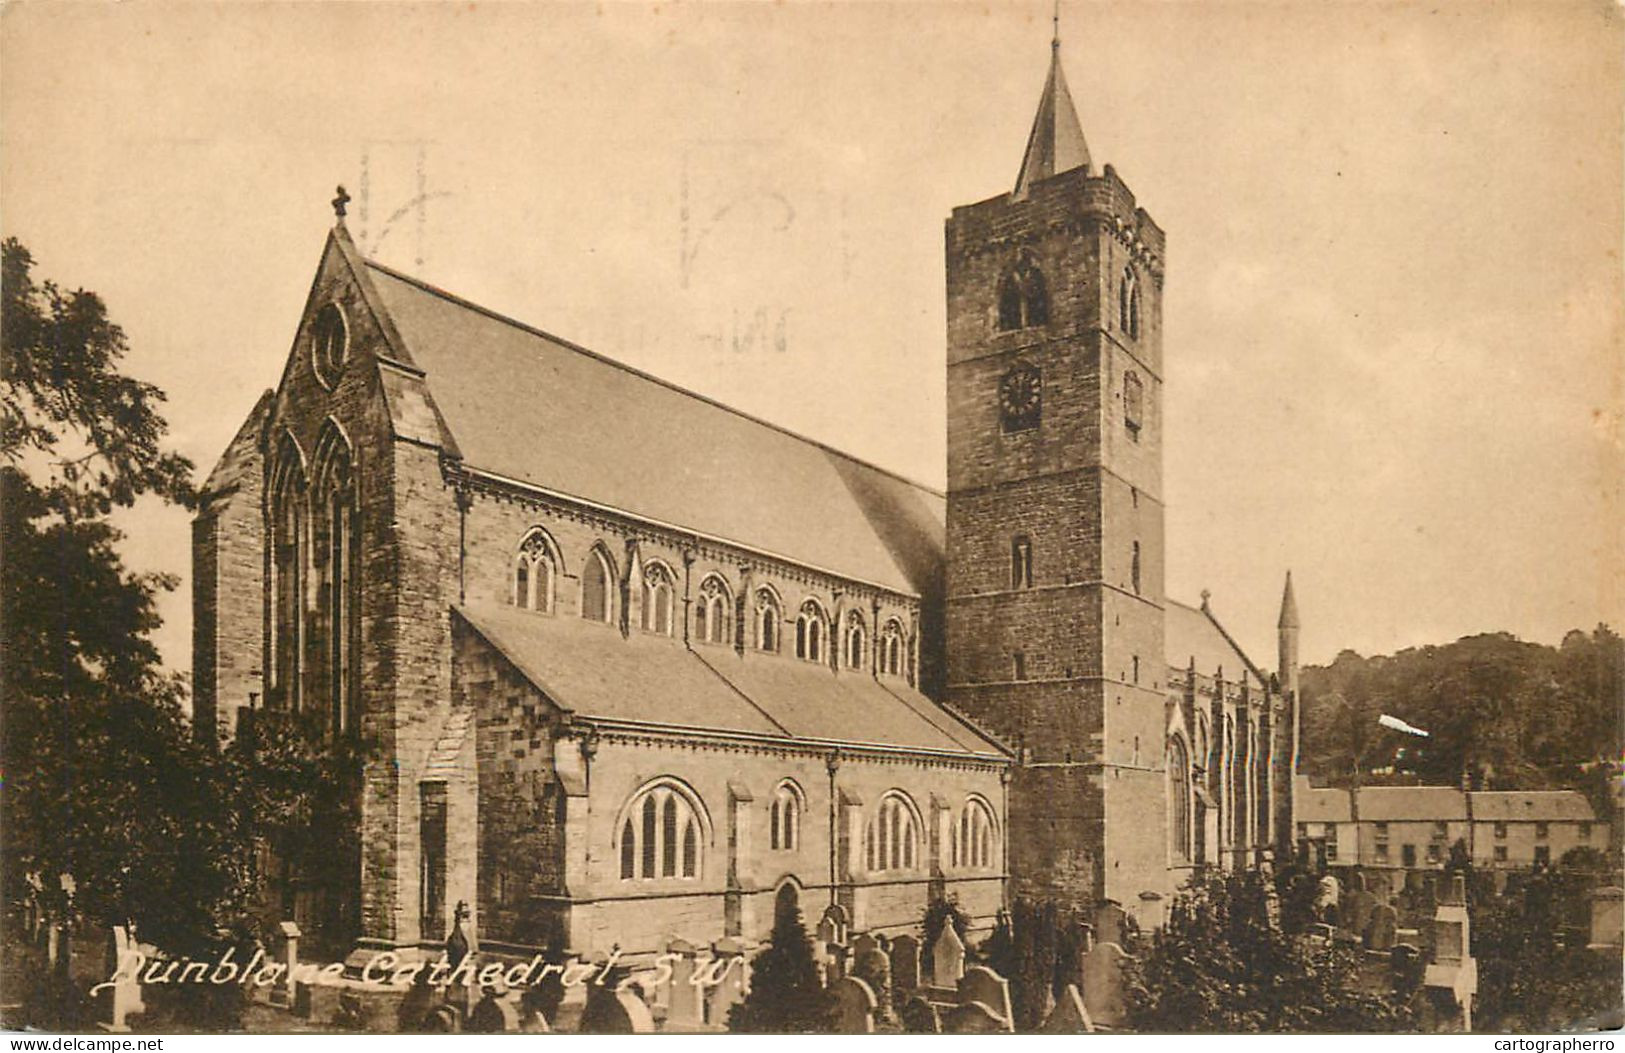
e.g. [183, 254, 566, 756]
[695, 575, 731, 645]
[639, 561, 676, 636]
[1011, 535, 1034, 589]
[581, 547, 614, 624]
[996, 255, 1049, 331]
[618, 780, 705, 881]
[795, 600, 828, 663]
[513, 529, 557, 613]
[864, 792, 921, 873]
[1119, 267, 1142, 339]
[1131, 541, 1142, 595]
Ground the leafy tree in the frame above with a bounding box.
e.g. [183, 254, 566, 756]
[0, 239, 242, 950]
[728, 903, 835, 1033]
[1299, 629, 1622, 792]
[1472, 866, 1623, 1032]
[977, 897, 1090, 1031]
[1125, 868, 1418, 1032]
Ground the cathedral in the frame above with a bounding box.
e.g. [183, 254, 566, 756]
[192, 39, 1299, 965]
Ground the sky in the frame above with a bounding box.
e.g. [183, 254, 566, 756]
[2, 0, 1620, 677]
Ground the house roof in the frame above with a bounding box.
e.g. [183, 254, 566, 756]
[1356, 786, 1469, 821]
[1296, 779, 1352, 823]
[365, 261, 945, 596]
[1165, 599, 1265, 689]
[1469, 791, 1598, 823]
[455, 602, 1005, 760]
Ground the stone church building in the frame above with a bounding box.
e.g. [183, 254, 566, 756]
[192, 41, 1300, 965]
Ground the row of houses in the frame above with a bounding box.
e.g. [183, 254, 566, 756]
[1295, 779, 1609, 871]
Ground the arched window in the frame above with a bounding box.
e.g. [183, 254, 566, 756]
[695, 575, 731, 645]
[770, 781, 803, 851]
[844, 610, 867, 670]
[514, 529, 557, 613]
[1120, 267, 1142, 337]
[879, 619, 906, 677]
[314, 423, 356, 737]
[270, 439, 307, 712]
[1124, 371, 1144, 438]
[639, 561, 676, 636]
[1222, 715, 1237, 848]
[952, 797, 998, 870]
[617, 779, 706, 881]
[755, 588, 782, 652]
[1131, 541, 1142, 595]
[581, 547, 614, 624]
[795, 600, 827, 663]
[1011, 535, 1034, 589]
[864, 791, 922, 874]
[996, 255, 1048, 331]
[1168, 736, 1192, 862]
[311, 303, 349, 388]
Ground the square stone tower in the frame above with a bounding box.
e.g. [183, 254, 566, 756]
[945, 40, 1172, 911]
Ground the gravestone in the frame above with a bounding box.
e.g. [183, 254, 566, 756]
[665, 952, 707, 1030]
[899, 994, 941, 1033]
[957, 965, 1014, 1031]
[931, 924, 965, 988]
[889, 934, 921, 992]
[1347, 870, 1367, 893]
[98, 926, 144, 1032]
[1344, 890, 1378, 939]
[832, 976, 877, 1033]
[1040, 984, 1094, 1034]
[851, 932, 880, 960]
[1080, 942, 1128, 1029]
[467, 989, 519, 1033]
[1365, 903, 1398, 951]
[942, 1000, 1008, 1033]
[820, 903, 850, 945]
[704, 952, 750, 1028]
[275, 920, 301, 1005]
[854, 948, 892, 1021]
[581, 986, 655, 1034]
[1444, 874, 1467, 907]
[518, 986, 553, 1033]
[1094, 902, 1130, 948]
[1588, 887, 1623, 950]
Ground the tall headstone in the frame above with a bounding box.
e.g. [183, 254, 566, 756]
[666, 950, 707, 1031]
[1080, 942, 1129, 1029]
[931, 924, 966, 988]
[957, 965, 1014, 1031]
[467, 989, 520, 1033]
[832, 976, 877, 1033]
[1365, 903, 1398, 951]
[1344, 890, 1377, 940]
[889, 934, 921, 992]
[1588, 887, 1623, 950]
[1094, 902, 1129, 948]
[854, 948, 893, 1021]
[98, 926, 144, 1032]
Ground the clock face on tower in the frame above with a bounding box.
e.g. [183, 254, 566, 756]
[998, 362, 1042, 433]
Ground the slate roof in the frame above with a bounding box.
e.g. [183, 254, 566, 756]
[1296, 778, 1352, 823]
[455, 602, 1004, 759]
[1165, 599, 1265, 688]
[1356, 786, 1469, 822]
[365, 261, 945, 596]
[1469, 791, 1597, 823]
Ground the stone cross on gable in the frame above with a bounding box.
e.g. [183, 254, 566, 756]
[332, 185, 351, 220]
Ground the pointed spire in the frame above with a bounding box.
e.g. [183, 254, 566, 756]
[1278, 571, 1300, 631]
[1013, 28, 1092, 198]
